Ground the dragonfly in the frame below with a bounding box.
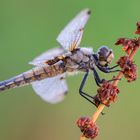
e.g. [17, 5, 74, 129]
[0, 9, 119, 105]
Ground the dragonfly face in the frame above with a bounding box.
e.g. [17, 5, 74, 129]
[0, 9, 119, 105]
[97, 46, 114, 67]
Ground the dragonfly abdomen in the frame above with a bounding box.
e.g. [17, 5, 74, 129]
[0, 63, 66, 92]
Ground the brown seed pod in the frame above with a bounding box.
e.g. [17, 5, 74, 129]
[115, 38, 140, 55]
[135, 22, 140, 35]
[77, 117, 99, 139]
[117, 56, 137, 82]
[94, 81, 119, 107]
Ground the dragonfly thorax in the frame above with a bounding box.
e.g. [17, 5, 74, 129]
[64, 47, 95, 72]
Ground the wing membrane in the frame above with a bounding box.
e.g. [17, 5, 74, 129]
[29, 9, 91, 103]
[29, 47, 64, 66]
[31, 74, 68, 104]
[56, 9, 91, 51]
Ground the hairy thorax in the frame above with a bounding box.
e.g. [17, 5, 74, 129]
[64, 48, 95, 72]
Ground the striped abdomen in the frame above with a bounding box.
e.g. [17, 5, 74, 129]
[0, 63, 66, 92]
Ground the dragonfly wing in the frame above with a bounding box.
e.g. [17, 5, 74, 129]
[31, 74, 68, 104]
[56, 9, 91, 51]
[29, 47, 64, 66]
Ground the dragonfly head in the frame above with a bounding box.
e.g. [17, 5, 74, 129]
[97, 46, 114, 67]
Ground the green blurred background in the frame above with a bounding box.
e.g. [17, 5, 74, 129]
[0, 0, 140, 140]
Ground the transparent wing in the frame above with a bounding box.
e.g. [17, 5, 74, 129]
[31, 74, 68, 104]
[29, 47, 64, 66]
[56, 9, 91, 51]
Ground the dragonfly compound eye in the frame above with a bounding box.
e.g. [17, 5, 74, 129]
[98, 46, 114, 66]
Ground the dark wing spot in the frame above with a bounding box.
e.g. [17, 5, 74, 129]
[79, 28, 84, 31]
[60, 76, 65, 80]
[64, 91, 68, 95]
[87, 10, 91, 15]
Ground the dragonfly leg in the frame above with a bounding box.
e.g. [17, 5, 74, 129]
[107, 64, 119, 70]
[92, 68, 105, 87]
[97, 65, 120, 73]
[93, 67, 121, 85]
[79, 71, 96, 106]
[79, 70, 106, 114]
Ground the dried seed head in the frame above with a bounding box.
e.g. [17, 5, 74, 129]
[115, 38, 140, 55]
[117, 56, 137, 82]
[135, 22, 140, 35]
[115, 38, 130, 46]
[94, 81, 119, 107]
[77, 117, 99, 139]
[117, 56, 129, 68]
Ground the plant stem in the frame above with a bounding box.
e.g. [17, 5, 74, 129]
[92, 104, 105, 123]
[129, 48, 139, 60]
[91, 47, 139, 123]
[80, 135, 85, 140]
[79, 46, 139, 140]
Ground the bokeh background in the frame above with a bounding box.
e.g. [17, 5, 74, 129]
[0, 0, 140, 140]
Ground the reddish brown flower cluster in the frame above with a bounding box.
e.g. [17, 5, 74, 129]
[93, 81, 119, 107]
[77, 117, 99, 139]
[135, 22, 140, 35]
[115, 37, 140, 55]
[115, 25, 140, 83]
[117, 56, 137, 82]
[77, 22, 140, 140]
